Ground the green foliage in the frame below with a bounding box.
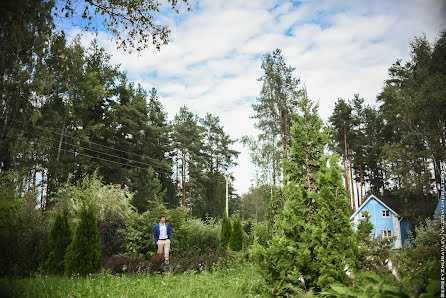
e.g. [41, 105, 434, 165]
[248, 49, 302, 186]
[220, 210, 232, 248]
[44, 209, 72, 275]
[179, 218, 221, 254]
[246, 221, 269, 248]
[239, 184, 270, 222]
[255, 96, 357, 295]
[355, 211, 374, 245]
[319, 271, 411, 297]
[2, 262, 266, 298]
[65, 206, 102, 275]
[313, 155, 358, 289]
[53, 172, 135, 222]
[131, 167, 166, 213]
[0, 172, 51, 276]
[391, 219, 440, 296]
[358, 235, 396, 275]
[229, 216, 245, 251]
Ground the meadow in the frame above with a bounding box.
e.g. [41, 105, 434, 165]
[0, 262, 268, 298]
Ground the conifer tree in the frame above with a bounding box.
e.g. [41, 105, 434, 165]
[229, 216, 244, 251]
[220, 210, 232, 248]
[45, 209, 72, 274]
[65, 205, 102, 275]
[253, 94, 357, 294]
[313, 155, 357, 289]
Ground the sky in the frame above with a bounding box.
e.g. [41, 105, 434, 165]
[74, 0, 445, 195]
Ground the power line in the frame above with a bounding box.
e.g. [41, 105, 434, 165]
[3, 132, 230, 184]
[16, 126, 173, 173]
[10, 118, 171, 167]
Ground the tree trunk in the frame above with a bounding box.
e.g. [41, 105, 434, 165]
[182, 148, 186, 207]
[40, 169, 45, 210]
[360, 163, 363, 204]
[348, 147, 355, 211]
[189, 186, 192, 215]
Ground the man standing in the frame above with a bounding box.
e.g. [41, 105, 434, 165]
[153, 214, 172, 264]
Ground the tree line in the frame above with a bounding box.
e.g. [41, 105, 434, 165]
[0, 1, 238, 219]
[241, 31, 446, 224]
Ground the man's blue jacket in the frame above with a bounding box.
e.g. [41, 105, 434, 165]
[153, 223, 172, 245]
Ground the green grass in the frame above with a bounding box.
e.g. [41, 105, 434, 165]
[0, 263, 268, 298]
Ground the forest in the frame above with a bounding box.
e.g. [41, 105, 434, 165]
[0, 0, 444, 297]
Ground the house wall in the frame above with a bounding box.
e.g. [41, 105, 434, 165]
[353, 197, 397, 248]
[400, 219, 411, 247]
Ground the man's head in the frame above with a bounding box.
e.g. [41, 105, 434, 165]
[159, 214, 166, 224]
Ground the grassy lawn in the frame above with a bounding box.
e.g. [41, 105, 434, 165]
[0, 263, 268, 298]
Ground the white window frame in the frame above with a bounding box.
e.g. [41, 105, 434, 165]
[381, 210, 390, 218]
[381, 229, 392, 237]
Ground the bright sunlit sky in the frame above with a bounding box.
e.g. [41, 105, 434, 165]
[70, 0, 445, 195]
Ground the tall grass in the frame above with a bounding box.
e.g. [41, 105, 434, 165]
[1, 262, 268, 297]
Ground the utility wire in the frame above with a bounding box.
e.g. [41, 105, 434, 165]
[10, 118, 171, 166]
[3, 132, 230, 184]
[16, 126, 173, 173]
[11, 119, 172, 166]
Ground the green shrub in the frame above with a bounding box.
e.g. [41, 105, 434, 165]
[0, 173, 51, 276]
[220, 210, 232, 248]
[391, 219, 440, 296]
[245, 221, 268, 247]
[229, 216, 244, 251]
[65, 205, 102, 275]
[319, 271, 411, 297]
[180, 218, 220, 254]
[103, 253, 150, 274]
[44, 209, 72, 274]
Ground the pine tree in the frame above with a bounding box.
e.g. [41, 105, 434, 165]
[65, 205, 102, 275]
[44, 209, 72, 274]
[229, 216, 244, 251]
[220, 210, 232, 248]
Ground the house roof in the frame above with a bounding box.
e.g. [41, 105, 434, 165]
[350, 194, 405, 219]
[374, 194, 404, 215]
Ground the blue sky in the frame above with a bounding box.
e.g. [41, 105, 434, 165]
[73, 0, 446, 195]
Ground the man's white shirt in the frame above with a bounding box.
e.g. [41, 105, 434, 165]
[159, 223, 168, 239]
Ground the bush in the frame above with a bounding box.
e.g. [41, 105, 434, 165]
[0, 173, 51, 276]
[220, 210, 232, 248]
[319, 271, 411, 297]
[44, 209, 72, 274]
[103, 254, 150, 274]
[245, 221, 268, 248]
[98, 218, 125, 261]
[391, 219, 440, 296]
[167, 248, 238, 274]
[179, 218, 221, 254]
[65, 205, 102, 275]
[229, 216, 244, 251]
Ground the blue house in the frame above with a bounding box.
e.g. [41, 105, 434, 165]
[350, 194, 412, 249]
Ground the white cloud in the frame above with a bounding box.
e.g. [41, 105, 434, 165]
[76, 0, 445, 195]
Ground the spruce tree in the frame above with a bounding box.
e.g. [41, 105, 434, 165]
[220, 210, 232, 248]
[229, 216, 244, 251]
[45, 209, 72, 274]
[65, 205, 102, 275]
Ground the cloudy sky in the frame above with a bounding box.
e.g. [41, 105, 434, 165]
[77, 0, 445, 195]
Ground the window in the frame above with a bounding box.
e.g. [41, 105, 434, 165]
[382, 210, 390, 218]
[381, 230, 392, 237]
